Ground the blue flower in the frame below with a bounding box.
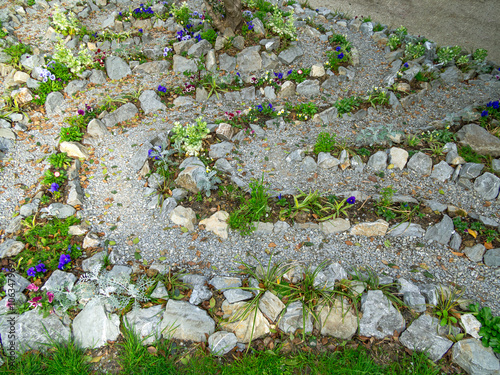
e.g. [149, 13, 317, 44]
[404, 62, 409, 68]
[58, 254, 71, 270]
[493, 101, 499, 109]
[49, 74, 55, 81]
[158, 85, 167, 93]
[195, 34, 201, 42]
[481, 110, 488, 117]
[236, 72, 241, 77]
[119, 12, 122, 16]
[337, 53, 344, 59]
[49, 183, 59, 193]
[35, 263, 47, 273]
[278, 193, 282, 200]
[268, 103, 273, 110]
[139, 28, 143, 33]
[27, 267, 36, 277]
[346, 196, 356, 205]
[257, 105, 263, 112]
[287, 69, 293, 75]
[335, 46, 341, 52]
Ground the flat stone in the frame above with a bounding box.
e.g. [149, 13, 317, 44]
[424, 200, 448, 212]
[189, 284, 212, 305]
[258, 291, 285, 322]
[219, 53, 236, 71]
[139, 90, 166, 114]
[0, 239, 24, 258]
[81, 251, 105, 271]
[317, 152, 340, 169]
[41, 203, 76, 219]
[278, 301, 313, 334]
[221, 300, 270, 343]
[45, 92, 64, 115]
[430, 161, 454, 182]
[319, 218, 350, 235]
[457, 124, 500, 157]
[286, 149, 305, 163]
[87, 119, 110, 138]
[208, 331, 238, 356]
[125, 305, 164, 345]
[261, 52, 279, 70]
[296, 80, 320, 97]
[73, 300, 120, 348]
[102, 102, 138, 127]
[150, 281, 169, 299]
[278, 45, 304, 64]
[59, 141, 89, 159]
[42, 270, 77, 291]
[351, 220, 389, 236]
[367, 151, 387, 170]
[400, 314, 453, 361]
[160, 300, 215, 342]
[169, 206, 196, 231]
[464, 244, 486, 263]
[388, 222, 425, 237]
[484, 248, 500, 267]
[461, 314, 482, 339]
[407, 152, 432, 176]
[105, 56, 131, 80]
[89, 69, 107, 84]
[210, 277, 241, 291]
[209, 141, 233, 159]
[236, 47, 262, 73]
[278, 81, 296, 98]
[173, 39, 195, 55]
[224, 289, 253, 304]
[200, 211, 229, 239]
[359, 290, 405, 339]
[316, 298, 358, 339]
[474, 172, 500, 200]
[172, 55, 197, 73]
[187, 39, 212, 57]
[452, 338, 500, 374]
[388, 147, 408, 170]
[424, 215, 454, 245]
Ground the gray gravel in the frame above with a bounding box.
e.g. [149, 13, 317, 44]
[1, 1, 500, 315]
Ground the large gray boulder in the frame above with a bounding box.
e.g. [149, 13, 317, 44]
[172, 55, 198, 73]
[139, 90, 166, 114]
[105, 56, 132, 80]
[399, 314, 453, 361]
[457, 124, 500, 157]
[102, 102, 138, 127]
[407, 152, 432, 175]
[359, 290, 405, 339]
[424, 215, 454, 245]
[125, 305, 164, 345]
[452, 338, 500, 374]
[160, 300, 215, 342]
[473, 172, 500, 200]
[236, 47, 262, 73]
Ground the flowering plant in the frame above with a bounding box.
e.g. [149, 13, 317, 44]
[27, 263, 47, 278]
[132, 3, 155, 19]
[53, 40, 93, 74]
[51, 5, 80, 35]
[170, 117, 210, 156]
[14, 283, 56, 318]
[267, 5, 296, 40]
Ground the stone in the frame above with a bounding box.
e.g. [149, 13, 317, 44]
[219, 53, 236, 71]
[73, 300, 120, 348]
[286, 149, 305, 163]
[13, 87, 33, 105]
[232, 36, 245, 50]
[20, 199, 39, 217]
[5, 216, 22, 234]
[302, 156, 317, 172]
[45, 92, 64, 115]
[310, 64, 325, 77]
[460, 163, 485, 179]
[214, 35, 227, 51]
[187, 39, 212, 57]
[139, 90, 166, 114]
[199, 211, 229, 239]
[279, 301, 313, 334]
[105, 56, 131, 80]
[315, 107, 338, 124]
[0, 239, 24, 258]
[214, 158, 233, 174]
[339, 150, 350, 170]
[251, 18, 265, 36]
[172, 55, 197, 73]
[258, 291, 285, 322]
[210, 276, 241, 291]
[359, 290, 405, 339]
[130, 142, 153, 173]
[173, 39, 195, 55]
[424, 215, 454, 245]
[82, 233, 101, 250]
[314, 264, 348, 289]
[457, 124, 500, 157]
[464, 244, 486, 263]
[388, 222, 425, 237]
[296, 80, 320, 97]
[319, 218, 350, 235]
[388, 147, 408, 170]
[107, 265, 132, 279]
[216, 123, 235, 141]
[236, 47, 262, 73]
[64, 80, 88, 97]
[3, 273, 29, 295]
[221, 300, 270, 343]
[224, 289, 253, 304]
[484, 248, 500, 267]
[407, 152, 432, 175]
[150, 281, 169, 299]
[161, 300, 215, 342]
[399, 314, 453, 361]
[452, 338, 500, 374]
[264, 85, 276, 100]
[189, 284, 212, 305]
[208, 331, 238, 356]
[125, 305, 164, 345]
[446, 150, 466, 165]
[87, 119, 110, 138]
[205, 49, 216, 72]
[59, 142, 89, 159]
[430, 161, 454, 182]
[133, 61, 171, 74]
[449, 232, 462, 251]
[350, 220, 389, 236]
[317, 152, 340, 169]
[181, 274, 207, 288]
[460, 314, 482, 340]
[196, 87, 208, 102]
[13, 71, 30, 84]
[441, 66, 464, 84]
[68, 224, 88, 236]
[367, 151, 387, 170]
[424, 199, 448, 212]
[492, 159, 500, 173]
[278, 45, 304, 64]
[174, 165, 205, 193]
[81, 251, 105, 271]
[102, 102, 138, 127]
[173, 96, 195, 106]
[316, 298, 358, 339]
[261, 52, 279, 70]
[209, 141, 233, 159]
[41, 203, 76, 219]
[169, 206, 197, 231]
[0, 309, 71, 355]
[89, 69, 107, 84]
[278, 80, 296, 98]
[474, 173, 500, 200]
[447, 205, 467, 218]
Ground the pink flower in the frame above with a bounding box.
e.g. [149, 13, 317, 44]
[46, 292, 54, 303]
[27, 283, 39, 291]
[298, 70, 303, 74]
[236, 110, 241, 115]
[6, 300, 14, 308]
[54, 171, 60, 177]
[28, 296, 43, 308]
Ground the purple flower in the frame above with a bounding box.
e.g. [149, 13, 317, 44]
[404, 62, 409, 68]
[278, 193, 282, 200]
[35, 263, 47, 273]
[27, 267, 36, 277]
[268, 103, 273, 110]
[139, 28, 143, 33]
[158, 85, 167, 93]
[287, 69, 293, 76]
[49, 183, 60, 193]
[78, 109, 85, 115]
[493, 101, 499, 109]
[237, 72, 241, 77]
[58, 254, 71, 270]
[195, 34, 201, 42]
[335, 46, 341, 52]
[346, 196, 356, 205]
[256, 105, 263, 112]
[481, 110, 488, 117]
[337, 53, 344, 59]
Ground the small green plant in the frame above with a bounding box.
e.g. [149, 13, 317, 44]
[286, 68, 312, 84]
[228, 175, 271, 235]
[170, 117, 210, 156]
[41, 169, 67, 186]
[361, 16, 372, 23]
[326, 48, 351, 72]
[458, 145, 487, 164]
[472, 48, 488, 62]
[469, 303, 500, 353]
[267, 5, 297, 40]
[314, 132, 337, 154]
[374, 185, 397, 221]
[53, 39, 93, 74]
[333, 96, 363, 117]
[51, 5, 81, 35]
[320, 195, 356, 221]
[355, 123, 404, 147]
[48, 152, 72, 170]
[200, 28, 217, 44]
[433, 286, 464, 335]
[365, 87, 389, 109]
[436, 45, 461, 65]
[404, 42, 425, 60]
[294, 102, 318, 121]
[59, 126, 84, 142]
[406, 134, 421, 147]
[387, 26, 407, 50]
[196, 168, 222, 197]
[349, 267, 404, 308]
[4, 43, 32, 67]
[373, 23, 384, 32]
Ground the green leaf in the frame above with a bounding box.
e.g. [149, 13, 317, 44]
[110, 225, 117, 231]
[109, 240, 116, 246]
[304, 242, 314, 247]
[134, 252, 141, 260]
[102, 168, 108, 175]
[440, 318, 447, 326]
[209, 297, 216, 308]
[180, 227, 189, 233]
[132, 237, 140, 244]
[180, 355, 191, 365]
[439, 189, 445, 194]
[423, 271, 434, 279]
[450, 316, 457, 323]
[111, 190, 117, 194]
[384, 239, 391, 248]
[159, 257, 167, 261]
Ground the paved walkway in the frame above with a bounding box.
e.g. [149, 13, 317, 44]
[308, 0, 500, 63]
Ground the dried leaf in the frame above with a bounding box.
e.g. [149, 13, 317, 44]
[467, 229, 477, 238]
[484, 242, 493, 250]
[268, 242, 277, 248]
[451, 251, 464, 257]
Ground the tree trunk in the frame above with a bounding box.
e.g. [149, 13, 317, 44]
[204, 0, 243, 33]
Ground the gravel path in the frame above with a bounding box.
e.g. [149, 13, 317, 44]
[1, 0, 500, 315]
